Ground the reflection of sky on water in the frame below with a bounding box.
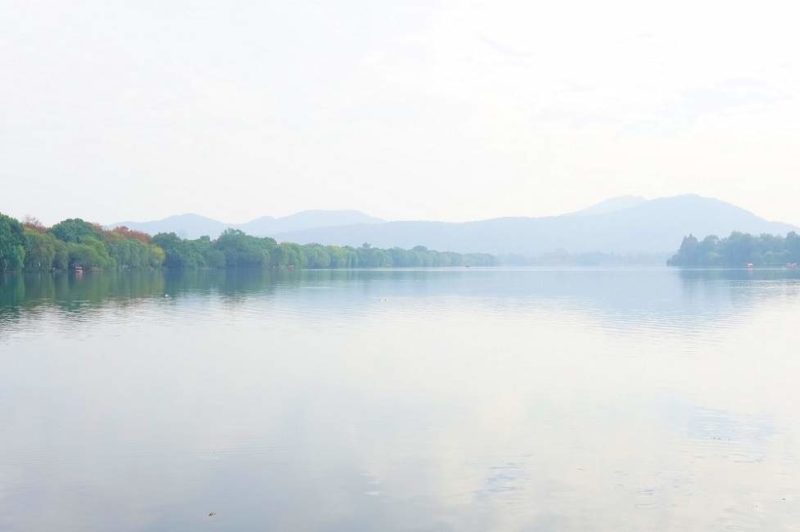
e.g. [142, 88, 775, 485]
[3, 268, 800, 335]
[1, 269, 799, 531]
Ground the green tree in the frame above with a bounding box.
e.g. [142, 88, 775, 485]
[0, 213, 26, 271]
[23, 228, 59, 271]
[787, 232, 800, 263]
[669, 231, 800, 268]
[214, 229, 274, 267]
[49, 218, 102, 243]
[67, 238, 114, 269]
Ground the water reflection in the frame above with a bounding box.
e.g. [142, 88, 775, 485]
[1, 269, 799, 531]
[3, 268, 800, 334]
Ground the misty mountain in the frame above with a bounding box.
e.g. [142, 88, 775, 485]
[569, 195, 646, 216]
[273, 195, 797, 256]
[237, 210, 383, 236]
[112, 210, 383, 239]
[111, 213, 229, 240]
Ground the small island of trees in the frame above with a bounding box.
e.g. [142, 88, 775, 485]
[0, 212, 495, 272]
[668, 231, 800, 268]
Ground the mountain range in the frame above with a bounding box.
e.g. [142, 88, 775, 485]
[112, 210, 383, 240]
[112, 195, 797, 257]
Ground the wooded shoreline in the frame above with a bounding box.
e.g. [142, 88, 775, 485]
[0, 212, 495, 272]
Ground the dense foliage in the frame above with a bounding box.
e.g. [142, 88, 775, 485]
[152, 230, 495, 269]
[668, 232, 800, 268]
[2, 215, 166, 272]
[0, 214, 26, 271]
[0, 212, 495, 271]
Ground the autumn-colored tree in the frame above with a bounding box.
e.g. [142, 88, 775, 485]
[110, 226, 151, 244]
[23, 216, 46, 233]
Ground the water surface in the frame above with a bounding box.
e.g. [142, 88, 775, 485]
[1, 268, 799, 531]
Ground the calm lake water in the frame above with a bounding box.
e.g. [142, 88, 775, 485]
[1, 268, 799, 531]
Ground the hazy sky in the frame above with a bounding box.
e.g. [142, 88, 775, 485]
[2, 0, 799, 225]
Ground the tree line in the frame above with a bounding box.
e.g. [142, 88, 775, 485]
[0, 212, 495, 272]
[668, 231, 800, 268]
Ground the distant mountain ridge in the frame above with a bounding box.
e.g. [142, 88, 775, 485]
[569, 195, 647, 216]
[112, 195, 797, 257]
[111, 213, 228, 240]
[272, 195, 797, 256]
[112, 210, 384, 239]
[238, 210, 384, 237]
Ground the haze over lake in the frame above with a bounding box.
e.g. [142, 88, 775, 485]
[2, 268, 799, 531]
[5, 1, 800, 530]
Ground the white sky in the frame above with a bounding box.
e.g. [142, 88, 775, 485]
[2, 0, 799, 225]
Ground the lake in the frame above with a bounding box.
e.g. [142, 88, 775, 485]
[1, 268, 799, 531]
